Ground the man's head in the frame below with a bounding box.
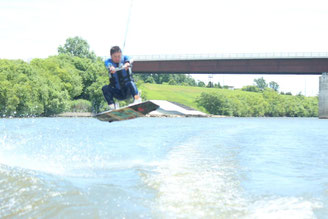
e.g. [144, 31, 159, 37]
[110, 46, 122, 63]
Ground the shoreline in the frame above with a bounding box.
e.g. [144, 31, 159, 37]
[1, 112, 320, 119]
[55, 112, 225, 118]
[56, 112, 221, 118]
[56, 112, 93, 117]
[146, 114, 225, 118]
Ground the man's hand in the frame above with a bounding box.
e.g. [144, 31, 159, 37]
[124, 62, 131, 70]
[109, 66, 116, 74]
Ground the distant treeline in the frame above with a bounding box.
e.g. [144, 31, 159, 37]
[0, 36, 319, 117]
[0, 55, 106, 116]
[0, 55, 201, 116]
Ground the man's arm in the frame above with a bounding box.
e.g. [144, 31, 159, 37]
[123, 55, 131, 70]
[105, 59, 116, 74]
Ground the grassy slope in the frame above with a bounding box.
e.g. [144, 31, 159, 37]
[139, 83, 252, 113]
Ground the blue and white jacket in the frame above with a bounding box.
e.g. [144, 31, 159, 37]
[104, 55, 132, 89]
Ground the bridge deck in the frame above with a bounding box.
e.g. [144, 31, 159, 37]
[132, 58, 328, 75]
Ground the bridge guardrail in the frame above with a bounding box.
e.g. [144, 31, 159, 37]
[117, 52, 328, 61]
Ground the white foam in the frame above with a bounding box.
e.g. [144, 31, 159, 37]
[140, 137, 324, 219]
[0, 153, 67, 175]
[0, 149, 165, 178]
[246, 196, 323, 219]
[141, 138, 248, 218]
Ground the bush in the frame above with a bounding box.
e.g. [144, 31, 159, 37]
[168, 79, 177, 85]
[196, 90, 318, 117]
[242, 85, 261, 92]
[196, 93, 233, 116]
[69, 99, 92, 112]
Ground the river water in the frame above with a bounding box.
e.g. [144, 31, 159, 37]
[0, 117, 327, 218]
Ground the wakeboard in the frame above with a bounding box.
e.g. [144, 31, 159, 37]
[94, 100, 159, 122]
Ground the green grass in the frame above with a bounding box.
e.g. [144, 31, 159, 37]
[139, 83, 246, 113]
[138, 83, 318, 117]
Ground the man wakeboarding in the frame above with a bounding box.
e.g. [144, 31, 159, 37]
[102, 46, 141, 110]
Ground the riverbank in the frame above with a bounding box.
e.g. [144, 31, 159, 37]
[55, 112, 223, 118]
[56, 112, 93, 117]
[57, 100, 213, 118]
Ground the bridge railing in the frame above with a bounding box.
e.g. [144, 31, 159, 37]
[124, 52, 328, 61]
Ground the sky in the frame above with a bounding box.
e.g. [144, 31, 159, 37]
[1, 0, 328, 96]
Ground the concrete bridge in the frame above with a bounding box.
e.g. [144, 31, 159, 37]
[130, 53, 328, 119]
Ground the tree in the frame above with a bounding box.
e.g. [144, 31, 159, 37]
[214, 82, 222, 88]
[207, 81, 214, 88]
[196, 92, 233, 116]
[254, 77, 268, 90]
[242, 85, 260, 92]
[269, 81, 279, 92]
[168, 79, 177, 85]
[262, 89, 285, 116]
[198, 81, 206, 87]
[58, 36, 96, 60]
[86, 76, 108, 113]
[134, 74, 197, 86]
[145, 76, 155, 84]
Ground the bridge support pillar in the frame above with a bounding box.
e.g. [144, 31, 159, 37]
[319, 72, 328, 119]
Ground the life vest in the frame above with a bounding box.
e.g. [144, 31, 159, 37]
[108, 57, 134, 89]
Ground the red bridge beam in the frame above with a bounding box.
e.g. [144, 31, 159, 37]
[132, 58, 328, 75]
